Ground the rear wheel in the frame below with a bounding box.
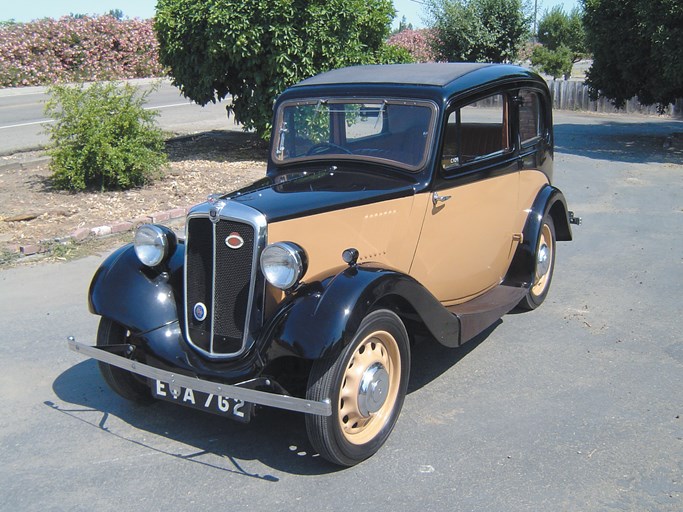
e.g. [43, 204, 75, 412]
[518, 215, 556, 311]
[96, 318, 153, 404]
[305, 309, 410, 466]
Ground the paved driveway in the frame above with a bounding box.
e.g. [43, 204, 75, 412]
[1, 111, 681, 511]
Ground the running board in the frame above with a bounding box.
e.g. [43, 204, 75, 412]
[447, 285, 527, 345]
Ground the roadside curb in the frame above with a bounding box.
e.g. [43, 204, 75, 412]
[7, 205, 191, 257]
[0, 155, 50, 171]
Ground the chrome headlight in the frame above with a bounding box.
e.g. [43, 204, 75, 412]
[260, 242, 307, 290]
[134, 224, 176, 267]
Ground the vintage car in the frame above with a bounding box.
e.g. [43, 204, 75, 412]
[69, 63, 580, 466]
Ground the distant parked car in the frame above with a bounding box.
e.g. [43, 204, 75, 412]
[69, 63, 579, 466]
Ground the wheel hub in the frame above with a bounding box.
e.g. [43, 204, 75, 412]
[357, 363, 389, 417]
[536, 243, 550, 280]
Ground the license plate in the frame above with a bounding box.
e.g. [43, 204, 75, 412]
[152, 379, 252, 423]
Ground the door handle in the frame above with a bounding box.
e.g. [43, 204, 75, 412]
[432, 191, 451, 206]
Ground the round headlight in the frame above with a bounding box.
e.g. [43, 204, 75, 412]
[134, 224, 174, 267]
[260, 242, 307, 290]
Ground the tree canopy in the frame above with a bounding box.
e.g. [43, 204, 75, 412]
[155, 0, 407, 137]
[531, 6, 586, 80]
[537, 6, 586, 58]
[583, 0, 683, 108]
[425, 0, 529, 63]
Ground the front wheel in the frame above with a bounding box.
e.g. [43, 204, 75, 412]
[96, 318, 153, 404]
[518, 215, 556, 311]
[305, 309, 410, 466]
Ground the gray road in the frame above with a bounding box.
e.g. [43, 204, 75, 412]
[0, 79, 237, 155]
[1, 112, 682, 511]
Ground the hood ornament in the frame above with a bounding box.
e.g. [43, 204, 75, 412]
[207, 194, 227, 224]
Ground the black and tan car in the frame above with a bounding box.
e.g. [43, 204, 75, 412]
[69, 63, 580, 466]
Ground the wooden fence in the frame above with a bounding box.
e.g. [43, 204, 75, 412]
[546, 79, 683, 118]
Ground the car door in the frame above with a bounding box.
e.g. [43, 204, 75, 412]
[410, 91, 522, 304]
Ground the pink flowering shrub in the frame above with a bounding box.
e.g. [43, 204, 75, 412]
[0, 16, 164, 87]
[386, 29, 438, 63]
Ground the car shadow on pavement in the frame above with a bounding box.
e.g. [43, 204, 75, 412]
[554, 120, 683, 164]
[50, 359, 340, 477]
[50, 321, 500, 477]
[407, 320, 500, 394]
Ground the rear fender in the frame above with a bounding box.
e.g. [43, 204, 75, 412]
[88, 243, 184, 334]
[265, 265, 461, 362]
[505, 185, 572, 287]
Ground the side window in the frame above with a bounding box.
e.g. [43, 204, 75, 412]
[442, 93, 510, 170]
[518, 89, 543, 145]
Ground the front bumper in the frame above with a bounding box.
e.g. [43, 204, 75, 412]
[67, 337, 332, 417]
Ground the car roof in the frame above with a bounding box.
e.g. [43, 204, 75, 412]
[293, 62, 541, 86]
[292, 63, 495, 88]
[285, 63, 546, 103]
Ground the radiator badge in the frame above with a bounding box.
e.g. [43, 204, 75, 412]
[225, 232, 244, 249]
[193, 302, 207, 322]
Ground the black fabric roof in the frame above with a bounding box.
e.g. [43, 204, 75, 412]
[292, 63, 495, 88]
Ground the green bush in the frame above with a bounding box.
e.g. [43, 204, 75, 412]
[155, 0, 404, 138]
[45, 82, 167, 191]
[531, 45, 573, 80]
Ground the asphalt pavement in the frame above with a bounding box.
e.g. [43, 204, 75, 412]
[0, 79, 238, 155]
[0, 111, 681, 511]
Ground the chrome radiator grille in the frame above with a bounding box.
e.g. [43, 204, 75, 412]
[184, 216, 257, 357]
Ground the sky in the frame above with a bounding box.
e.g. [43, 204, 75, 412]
[2, 0, 581, 28]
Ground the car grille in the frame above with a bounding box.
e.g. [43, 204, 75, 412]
[185, 217, 256, 357]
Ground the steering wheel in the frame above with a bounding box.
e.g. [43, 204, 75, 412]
[306, 142, 353, 156]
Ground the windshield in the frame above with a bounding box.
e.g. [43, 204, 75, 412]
[272, 99, 435, 170]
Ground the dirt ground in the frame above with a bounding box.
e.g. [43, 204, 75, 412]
[0, 131, 268, 255]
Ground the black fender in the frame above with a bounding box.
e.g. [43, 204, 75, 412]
[504, 184, 572, 288]
[88, 243, 185, 334]
[264, 264, 462, 363]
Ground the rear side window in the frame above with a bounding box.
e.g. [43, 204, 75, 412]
[442, 93, 510, 170]
[518, 89, 543, 145]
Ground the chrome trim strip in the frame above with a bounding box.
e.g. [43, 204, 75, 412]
[68, 338, 331, 416]
[183, 200, 268, 360]
[210, 220, 217, 353]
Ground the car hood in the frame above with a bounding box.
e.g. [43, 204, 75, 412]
[222, 167, 419, 223]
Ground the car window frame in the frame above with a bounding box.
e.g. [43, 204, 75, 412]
[517, 88, 545, 149]
[439, 90, 515, 177]
[271, 97, 439, 172]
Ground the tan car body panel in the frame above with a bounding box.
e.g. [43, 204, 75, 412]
[410, 170, 549, 303]
[266, 169, 549, 308]
[267, 195, 428, 280]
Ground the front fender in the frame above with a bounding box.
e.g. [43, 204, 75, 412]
[88, 243, 184, 334]
[264, 265, 462, 362]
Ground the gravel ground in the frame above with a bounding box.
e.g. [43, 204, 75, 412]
[0, 131, 267, 256]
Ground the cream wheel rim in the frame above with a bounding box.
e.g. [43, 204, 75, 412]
[532, 223, 553, 297]
[337, 330, 401, 445]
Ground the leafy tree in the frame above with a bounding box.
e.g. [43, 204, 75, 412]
[155, 0, 405, 138]
[531, 45, 573, 80]
[108, 9, 124, 20]
[531, 6, 586, 80]
[425, 0, 529, 63]
[537, 6, 586, 60]
[583, 0, 683, 109]
[391, 16, 414, 36]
